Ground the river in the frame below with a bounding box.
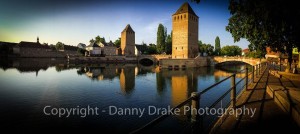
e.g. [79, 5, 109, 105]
[0, 58, 251, 133]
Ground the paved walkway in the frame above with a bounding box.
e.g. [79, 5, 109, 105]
[211, 65, 300, 133]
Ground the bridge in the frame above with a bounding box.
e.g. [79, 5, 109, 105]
[137, 55, 171, 64]
[138, 55, 265, 66]
[213, 56, 265, 66]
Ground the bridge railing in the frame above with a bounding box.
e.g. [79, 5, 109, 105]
[130, 62, 268, 134]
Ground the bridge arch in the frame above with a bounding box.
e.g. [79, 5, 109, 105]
[213, 57, 264, 66]
[137, 55, 171, 66]
[138, 58, 154, 66]
[215, 61, 252, 66]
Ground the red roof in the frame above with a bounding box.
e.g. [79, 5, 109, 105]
[242, 48, 250, 53]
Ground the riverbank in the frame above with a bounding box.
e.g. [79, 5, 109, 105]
[210, 64, 300, 133]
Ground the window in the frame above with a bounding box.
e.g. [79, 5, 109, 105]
[176, 47, 177, 50]
[182, 47, 183, 49]
[181, 15, 182, 20]
[184, 14, 186, 19]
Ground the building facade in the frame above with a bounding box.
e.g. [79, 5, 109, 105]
[103, 41, 117, 56]
[172, 2, 199, 59]
[121, 24, 135, 56]
[86, 42, 102, 56]
[13, 41, 66, 58]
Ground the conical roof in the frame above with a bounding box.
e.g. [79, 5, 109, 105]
[122, 24, 135, 33]
[173, 2, 198, 17]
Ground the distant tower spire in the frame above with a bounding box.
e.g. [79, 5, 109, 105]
[37, 36, 39, 44]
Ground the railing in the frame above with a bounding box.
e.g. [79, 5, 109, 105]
[131, 62, 267, 134]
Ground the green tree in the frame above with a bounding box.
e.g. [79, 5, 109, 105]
[55, 42, 64, 51]
[114, 38, 121, 48]
[227, 0, 300, 72]
[140, 42, 147, 54]
[215, 36, 221, 55]
[248, 43, 255, 52]
[246, 50, 264, 58]
[95, 35, 106, 44]
[156, 23, 166, 53]
[89, 39, 95, 43]
[165, 32, 172, 54]
[206, 44, 214, 56]
[198, 40, 214, 56]
[221, 45, 242, 56]
[198, 40, 204, 55]
[146, 44, 157, 54]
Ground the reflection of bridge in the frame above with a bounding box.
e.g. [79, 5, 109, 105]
[214, 56, 265, 66]
[138, 55, 171, 63]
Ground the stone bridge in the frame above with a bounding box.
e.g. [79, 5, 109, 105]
[138, 55, 171, 63]
[214, 56, 265, 66]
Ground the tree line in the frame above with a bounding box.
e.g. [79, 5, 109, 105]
[226, 0, 300, 72]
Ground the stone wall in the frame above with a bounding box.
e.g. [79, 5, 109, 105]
[160, 57, 210, 69]
[16, 48, 79, 58]
[104, 46, 117, 56]
[19, 48, 66, 58]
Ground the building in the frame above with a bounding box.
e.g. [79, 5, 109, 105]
[13, 39, 55, 57]
[0, 41, 17, 57]
[242, 48, 249, 56]
[121, 24, 135, 56]
[77, 43, 86, 49]
[86, 42, 102, 56]
[103, 41, 117, 56]
[135, 46, 141, 56]
[64, 45, 79, 56]
[172, 2, 199, 59]
[135, 44, 147, 54]
[265, 46, 280, 59]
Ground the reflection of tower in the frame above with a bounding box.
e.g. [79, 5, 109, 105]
[172, 2, 199, 59]
[171, 70, 197, 107]
[121, 24, 135, 56]
[119, 66, 135, 94]
[171, 76, 188, 106]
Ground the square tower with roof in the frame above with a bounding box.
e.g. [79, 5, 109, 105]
[172, 2, 199, 59]
[121, 24, 135, 56]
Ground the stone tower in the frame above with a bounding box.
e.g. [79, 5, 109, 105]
[172, 2, 199, 59]
[121, 24, 135, 56]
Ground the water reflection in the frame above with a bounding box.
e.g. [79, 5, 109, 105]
[75, 64, 137, 94]
[0, 58, 249, 97]
[119, 65, 135, 94]
[0, 58, 251, 133]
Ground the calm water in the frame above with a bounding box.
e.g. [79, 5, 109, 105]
[0, 58, 249, 133]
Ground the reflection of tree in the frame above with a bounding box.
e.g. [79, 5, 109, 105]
[55, 65, 63, 72]
[214, 76, 220, 82]
[77, 67, 86, 75]
[156, 71, 166, 95]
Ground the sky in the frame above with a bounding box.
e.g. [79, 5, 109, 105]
[0, 0, 249, 49]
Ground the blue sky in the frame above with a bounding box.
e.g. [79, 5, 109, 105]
[0, 0, 249, 49]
